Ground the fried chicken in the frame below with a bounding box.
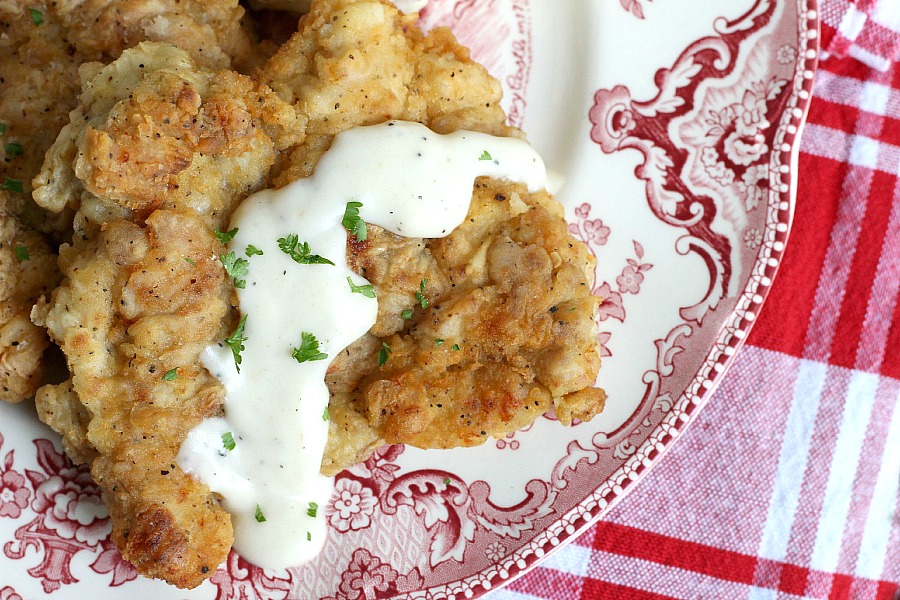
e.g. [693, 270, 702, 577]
[0, 0, 271, 403]
[32, 42, 298, 587]
[257, 0, 604, 473]
[30, 0, 604, 587]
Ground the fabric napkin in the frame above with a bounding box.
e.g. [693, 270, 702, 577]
[488, 1, 900, 599]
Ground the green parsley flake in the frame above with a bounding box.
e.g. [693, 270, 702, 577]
[222, 432, 236, 451]
[479, 150, 492, 161]
[435, 338, 444, 346]
[220, 251, 249, 288]
[451, 344, 461, 351]
[347, 276, 376, 298]
[4, 142, 23, 158]
[292, 332, 328, 363]
[245, 244, 264, 257]
[277, 234, 334, 265]
[415, 278, 429, 309]
[323, 406, 330, 421]
[378, 342, 392, 367]
[162, 368, 178, 381]
[1, 177, 24, 193]
[401, 309, 413, 320]
[14, 246, 29, 261]
[443, 477, 451, 485]
[307, 502, 318, 518]
[28, 8, 43, 25]
[255, 504, 267, 523]
[225, 315, 248, 373]
[215, 227, 239, 244]
[342, 201, 367, 242]
[307, 531, 312, 541]
[0, 123, 6, 135]
[184, 257, 196, 266]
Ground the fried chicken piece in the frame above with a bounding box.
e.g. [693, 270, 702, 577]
[1, 0, 271, 401]
[255, 0, 603, 473]
[259, 0, 517, 186]
[32, 43, 298, 587]
[0, 194, 60, 402]
[35, 42, 300, 234]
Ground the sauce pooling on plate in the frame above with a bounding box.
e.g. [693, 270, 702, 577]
[177, 120, 547, 569]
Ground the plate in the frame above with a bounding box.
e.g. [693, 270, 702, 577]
[0, 0, 819, 598]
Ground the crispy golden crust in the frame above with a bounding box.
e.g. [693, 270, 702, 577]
[32, 44, 297, 588]
[30, 0, 605, 587]
[254, 0, 603, 473]
[0, 0, 273, 402]
[0, 195, 59, 402]
[323, 181, 604, 473]
[34, 210, 234, 588]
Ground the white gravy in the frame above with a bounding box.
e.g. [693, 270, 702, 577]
[177, 120, 546, 569]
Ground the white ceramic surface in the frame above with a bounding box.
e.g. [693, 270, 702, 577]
[0, 1, 818, 598]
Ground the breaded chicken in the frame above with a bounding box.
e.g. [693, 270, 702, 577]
[257, 0, 604, 473]
[0, 194, 59, 402]
[0, 0, 272, 403]
[32, 0, 604, 588]
[32, 42, 298, 587]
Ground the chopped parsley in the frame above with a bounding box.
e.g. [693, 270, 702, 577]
[307, 531, 312, 541]
[401, 309, 413, 320]
[307, 502, 318, 518]
[224, 315, 248, 373]
[14, 246, 29, 261]
[479, 150, 492, 161]
[245, 244, 264, 257]
[215, 227, 239, 244]
[162, 368, 178, 381]
[255, 504, 267, 523]
[322, 406, 330, 421]
[0, 123, 6, 135]
[28, 8, 43, 25]
[222, 432, 236, 451]
[1, 177, 23, 193]
[347, 276, 376, 298]
[443, 477, 451, 485]
[220, 251, 249, 288]
[4, 142, 23, 158]
[277, 234, 334, 265]
[378, 342, 392, 367]
[291, 332, 328, 363]
[184, 257, 196, 266]
[435, 338, 444, 346]
[451, 344, 461, 351]
[342, 201, 367, 242]
[415, 278, 429, 309]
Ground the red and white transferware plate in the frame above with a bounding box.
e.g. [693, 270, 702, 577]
[0, 1, 819, 598]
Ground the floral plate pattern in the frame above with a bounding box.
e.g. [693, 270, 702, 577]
[0, 0, 819, 598]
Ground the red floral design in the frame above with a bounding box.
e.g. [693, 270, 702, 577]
[3, 439, 110, 593]
[209, 551, 293, 600]
[0, 434, 30, 519]
[327, 477, 378, 533]
[620, 0, 651, 19]
[595, 282, 626, 323]
[569, 203, 611, 249]
[90, 539, 138, 587]
[616, 241, 654, 295]
[0, 586, 22, 600]
[325, 548, 424, 600]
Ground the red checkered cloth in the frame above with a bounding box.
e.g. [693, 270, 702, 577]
[489, 5, 900, 600]
[821, 0, 900, 71]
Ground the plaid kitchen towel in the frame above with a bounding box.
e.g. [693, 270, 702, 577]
[821, 0, 900, 70]
[488, 4, 900, 600]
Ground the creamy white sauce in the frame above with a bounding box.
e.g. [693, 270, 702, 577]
[177, 120, 546, 569]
